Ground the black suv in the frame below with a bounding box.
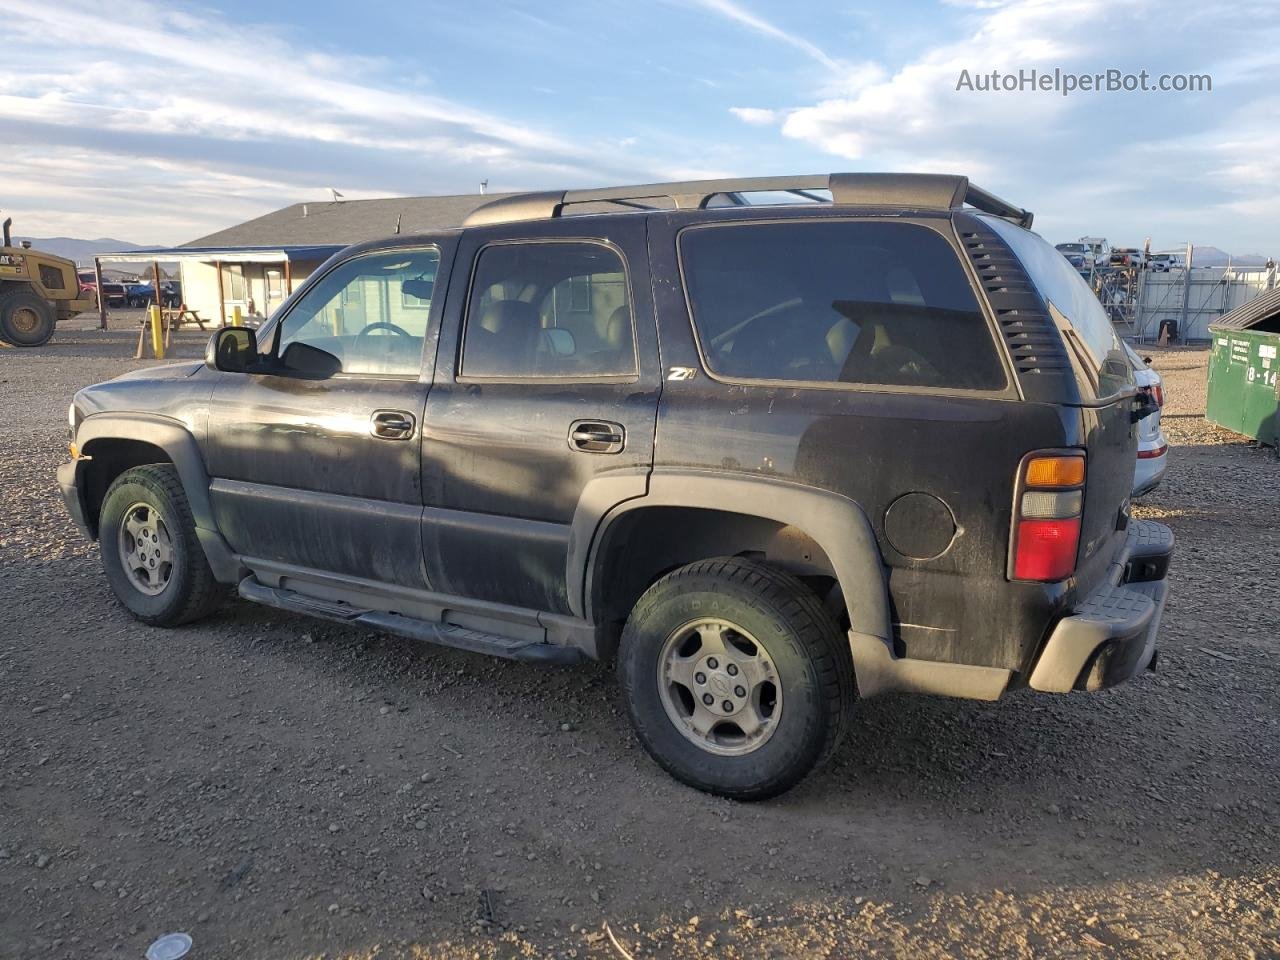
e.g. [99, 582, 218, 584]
[59, 174, 1173, 799]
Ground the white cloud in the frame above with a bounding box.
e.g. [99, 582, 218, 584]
[0, 0, 666, 242]
[680, 0, 840, 71]
[729, 107, 778, 125]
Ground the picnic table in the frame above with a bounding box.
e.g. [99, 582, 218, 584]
[134, 306, 209, 358]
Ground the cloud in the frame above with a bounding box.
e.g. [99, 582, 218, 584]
[725, 0, 1279, 252]
[729, 107, 778, 126]
[680, 0, 841, 71]
[0, 0, 667, 242]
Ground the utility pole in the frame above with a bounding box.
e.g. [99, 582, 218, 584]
[1179, 242, 1194, 341]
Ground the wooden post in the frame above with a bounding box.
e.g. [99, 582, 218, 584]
[284, 258, 292, 295]
[215, 259, 226, 328]
[93, 257, 107, 329]
[152, 259, 162, 309]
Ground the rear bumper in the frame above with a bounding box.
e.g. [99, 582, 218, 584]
[1028, 518, 1173, 692]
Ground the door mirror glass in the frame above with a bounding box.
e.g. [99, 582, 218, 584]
[280, 341, 343, 379]
[206, 327, 258, 372]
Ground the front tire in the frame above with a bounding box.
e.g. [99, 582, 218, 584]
[618, 557, 855, 800]
[99, 464, 225, 626]
[0, 289, 55, 346]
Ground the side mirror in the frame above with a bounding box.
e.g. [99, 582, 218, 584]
[206, 327, 257, 372]
[402, 277, 435, 303]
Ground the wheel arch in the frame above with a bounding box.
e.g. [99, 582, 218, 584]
[73, 414, 243, 582]
[579, 471, 891, 655]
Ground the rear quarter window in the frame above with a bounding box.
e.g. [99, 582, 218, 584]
[679, 220, 1007, 392]
[980, 215, 1120, 370]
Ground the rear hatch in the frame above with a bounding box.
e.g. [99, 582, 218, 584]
[979, 216, 1138, 587]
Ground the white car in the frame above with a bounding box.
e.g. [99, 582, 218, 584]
[1123, 342, 1167, 496]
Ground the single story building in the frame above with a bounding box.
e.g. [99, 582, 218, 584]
[95, 192, 509, 328]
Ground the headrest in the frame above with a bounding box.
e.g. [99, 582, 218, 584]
[478, 299, 538, 335]
[604, 304, 630, 348]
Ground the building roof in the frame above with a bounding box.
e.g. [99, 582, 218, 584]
[95, 244, 344, 264]
[1211, 286, 1280, 333]
[184, 193, 515, 249]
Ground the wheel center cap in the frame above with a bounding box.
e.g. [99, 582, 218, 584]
[708, 673, 733, 698]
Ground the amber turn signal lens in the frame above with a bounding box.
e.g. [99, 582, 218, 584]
[1025, 455, 1085, 488]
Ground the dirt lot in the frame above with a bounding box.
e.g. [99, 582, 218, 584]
[2, 316, 1278, 959]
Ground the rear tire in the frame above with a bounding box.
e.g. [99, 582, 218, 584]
[0, 289, 55, 346]
[617, 557, 855, 800]
[99, 464, 226, 626]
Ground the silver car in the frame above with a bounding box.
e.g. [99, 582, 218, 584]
[1124, 342, 1168, 496]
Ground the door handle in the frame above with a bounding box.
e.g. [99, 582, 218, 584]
[568, 419, 625, 454]
[371, 409, 416, 440]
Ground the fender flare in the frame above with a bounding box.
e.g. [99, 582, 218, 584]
[74, 413, 243, 582]
[579, 469, 892, 646]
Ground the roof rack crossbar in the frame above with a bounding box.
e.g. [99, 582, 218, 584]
[463, 173, 1033, 228]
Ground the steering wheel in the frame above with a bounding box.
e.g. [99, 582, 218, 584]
[355, 321, 412, 339]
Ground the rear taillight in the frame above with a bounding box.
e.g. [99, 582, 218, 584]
[1011, 452, 1085, 582]
[1152, 384, 1164, 408]
[1137, 443, 1168, 460]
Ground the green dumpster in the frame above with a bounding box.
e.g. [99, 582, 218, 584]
[1207, 288, 1280, 448]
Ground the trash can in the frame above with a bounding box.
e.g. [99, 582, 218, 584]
[1206, 288, 1280, 448]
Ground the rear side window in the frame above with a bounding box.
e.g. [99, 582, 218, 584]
[679, 221, 1006, 391]
[461, 241, 636, 379]
[980, 215, 1120, 369]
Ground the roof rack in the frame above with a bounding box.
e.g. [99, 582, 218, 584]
[462, 173, 1033, 229]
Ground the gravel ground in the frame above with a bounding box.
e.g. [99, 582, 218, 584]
[2, 318, 1278, 959]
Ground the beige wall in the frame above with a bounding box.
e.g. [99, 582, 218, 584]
[178, 259, 325, 325]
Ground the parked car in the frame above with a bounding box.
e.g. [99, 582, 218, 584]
[58, 173, 1173, 799]
[97, 282, 127, 307]
[1079, 236, 1111, 269]
[125, 283, 155, 308]
[77, 272, 97, 297]
[1054, 242, 1091, 273]
[1110, 247, 1145, 269]
[123, 281, 182, 308]
[1148, 254, 1180, 272]
[1123, 342, 1168, 495]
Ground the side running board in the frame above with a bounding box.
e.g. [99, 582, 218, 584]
[238, 577, 586, 665]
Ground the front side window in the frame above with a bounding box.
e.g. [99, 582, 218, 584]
[461, 242, 635, 379]
[679, 221, 1007, 391]
[275, 248, 439, 377]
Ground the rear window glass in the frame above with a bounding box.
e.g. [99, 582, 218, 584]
[981, 215, 1119, 369]
[679, 221, 1006, 391]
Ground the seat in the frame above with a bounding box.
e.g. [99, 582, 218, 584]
[587, 304, 632, 374]
[466, 299, 541, 376]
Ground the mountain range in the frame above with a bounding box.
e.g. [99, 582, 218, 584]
[11, 236, 147, 265]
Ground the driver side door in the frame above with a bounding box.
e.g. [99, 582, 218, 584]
[203, 241, 451, 590]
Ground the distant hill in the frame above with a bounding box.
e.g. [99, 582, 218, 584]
[12, 236, 146, 265]
[1191, 246, 1270, 268]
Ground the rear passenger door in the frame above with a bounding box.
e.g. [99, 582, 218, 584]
[420, 218, 660, 615]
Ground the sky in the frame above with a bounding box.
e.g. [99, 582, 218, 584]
[1, 0, 1277, 253]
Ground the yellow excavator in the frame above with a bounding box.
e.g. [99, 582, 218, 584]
[0, 213, 96, 346]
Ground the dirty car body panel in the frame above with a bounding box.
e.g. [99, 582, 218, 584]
[59, 173, 1172, 704]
